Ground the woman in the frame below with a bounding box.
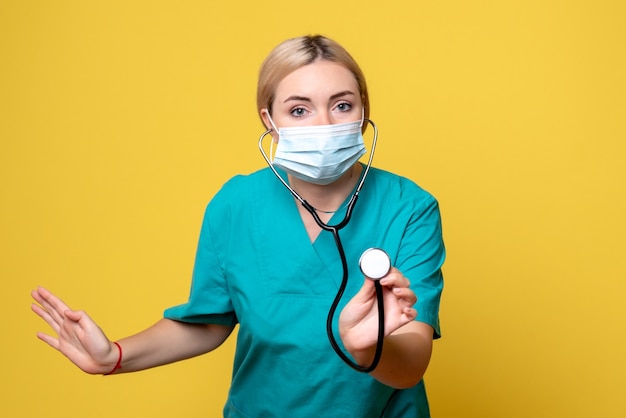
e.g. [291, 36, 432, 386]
[32, 35, 445, 417]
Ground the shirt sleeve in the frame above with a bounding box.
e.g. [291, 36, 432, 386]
[163, 184, 238, 326]
[397, 192, 445, 339]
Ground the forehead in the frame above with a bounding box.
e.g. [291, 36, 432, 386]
[274, 60, 359, 101]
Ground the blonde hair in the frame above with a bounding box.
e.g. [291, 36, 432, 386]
[256, 35, 370, 123]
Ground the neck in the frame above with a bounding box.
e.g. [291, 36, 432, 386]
[288, 163, 362, 213]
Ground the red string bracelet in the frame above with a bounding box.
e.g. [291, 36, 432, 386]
[103, 342, 122, 375]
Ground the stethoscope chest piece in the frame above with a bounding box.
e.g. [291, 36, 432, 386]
[359, 248, 391, 280]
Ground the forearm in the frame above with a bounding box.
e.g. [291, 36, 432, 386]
[353, 321, 433, 389]
[112, 318, 234, 374]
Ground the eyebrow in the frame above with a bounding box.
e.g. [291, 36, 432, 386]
[282, 90, 356, 103]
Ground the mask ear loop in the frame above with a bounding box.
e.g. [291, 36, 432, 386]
[258, 128, 306, 206]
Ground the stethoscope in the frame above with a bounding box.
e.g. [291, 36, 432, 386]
[258, 118, 391, 372]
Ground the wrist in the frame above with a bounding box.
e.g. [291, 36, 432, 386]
[348, 344, 378, 368]
[103, 342, 122, 375]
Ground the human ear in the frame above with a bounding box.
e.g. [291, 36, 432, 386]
[260, 109, 278, 142]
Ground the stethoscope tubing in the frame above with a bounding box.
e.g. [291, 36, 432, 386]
[258, 119, 385, 372]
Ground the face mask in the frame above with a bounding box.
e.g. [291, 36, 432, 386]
[266, 115, 366, 185]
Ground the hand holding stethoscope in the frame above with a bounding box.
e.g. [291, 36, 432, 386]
[338, 265, 418, 366]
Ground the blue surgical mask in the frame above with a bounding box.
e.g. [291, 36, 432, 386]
[266, 115, 366, 185]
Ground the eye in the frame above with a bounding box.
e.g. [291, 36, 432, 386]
[335, 102, 352, 112]
[290, 107, 308, 118]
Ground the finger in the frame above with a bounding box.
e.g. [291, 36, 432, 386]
[31, 303, 62, 335]
[61, 310, 92, 341]
[37, 287, 72, 314]
[65, 309, 84, 322]
[31, 288, 53, 313]
[32, 287, 68, 326]
[36, 331, 60, 350]
[402, 307, 417, 322]
[379, 268, 410, 288]
[391, 287, 417, 305]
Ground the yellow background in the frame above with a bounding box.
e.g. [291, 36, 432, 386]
[2, 1, 625, 417]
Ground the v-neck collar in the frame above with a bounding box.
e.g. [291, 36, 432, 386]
[266, 165, 367, 289]
[284, 164, 366, 244]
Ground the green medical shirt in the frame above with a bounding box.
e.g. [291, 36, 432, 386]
[164, 166, 445, 417]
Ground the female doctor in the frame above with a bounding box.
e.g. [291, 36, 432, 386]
[32, 35, 445, 417]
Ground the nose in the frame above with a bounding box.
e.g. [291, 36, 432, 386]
[315, 110, 332, 126]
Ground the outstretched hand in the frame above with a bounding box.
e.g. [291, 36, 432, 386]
[31, 287, 118, 375]
[339, 268, 417, 355]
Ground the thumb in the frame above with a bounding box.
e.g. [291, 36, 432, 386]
[64, 309, 84, 323]
[352, 279, 376, 303]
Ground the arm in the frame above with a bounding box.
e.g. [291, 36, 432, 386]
[115, 318, 233, 373]
[31, 286, 233, 375]
[339, 270, 433, 389]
